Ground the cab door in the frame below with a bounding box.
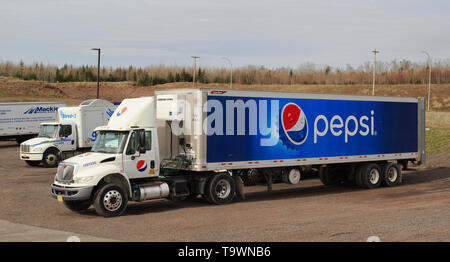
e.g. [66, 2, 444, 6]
[57, 123, 76, 152]
[122, 129, 157, 179]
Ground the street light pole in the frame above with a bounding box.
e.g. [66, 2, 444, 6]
[372, 49, 379, 96]
[221, 57, 233, 89]
[91, 48, 101, 99]
[191, 56, 200, 88]
[422, 51, 432, 111]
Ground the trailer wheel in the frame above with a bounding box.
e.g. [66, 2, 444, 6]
[354, 165, 364, 187]
[241, 169, 261, 186]
[43, 148, 60, 168]
[319, 166, 342, 186]
[93, 183, 128, 218]
[25, 160, 40, 167]
[63, 200, 91, 212]
[381, 162, 401, 187]
[282, 168, 301, 184]
[359, 163, 382, 189]
[205, 172, 236, 205]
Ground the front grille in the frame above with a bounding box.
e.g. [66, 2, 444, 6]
[20, 144, 30, 153]
[56, 164, 74, 182]
[52, 187, 78, 196]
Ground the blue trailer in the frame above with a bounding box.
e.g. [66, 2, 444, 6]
[155, 88, 425, 197]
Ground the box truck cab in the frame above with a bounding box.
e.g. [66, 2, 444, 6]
[51, 89, 425, 217]
[21, 99, 117, 167]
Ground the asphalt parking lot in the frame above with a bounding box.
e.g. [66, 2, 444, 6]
[0, 141, 449, 242]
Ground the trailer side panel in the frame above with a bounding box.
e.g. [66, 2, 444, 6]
[206, 95, 419, 164]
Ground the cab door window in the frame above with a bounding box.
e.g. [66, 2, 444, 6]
[126, 132, 138, 155]
[144, 131, 151, 150]
[59, 125, 72, 137]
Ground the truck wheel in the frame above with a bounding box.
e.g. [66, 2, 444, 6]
[63, 200, 91, 212]
[241, 169, 261, 186]
[43, 149, 60, 168]
[93, 183, 128, 218]
[359, 163, 382, 189]
[25, 160, 40, 167]
[319, 166, 341, 185]
[205, 172, 236, 205]
[381, 162, 401, 187]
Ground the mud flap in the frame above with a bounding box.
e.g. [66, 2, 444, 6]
[233, 175, 246, 200]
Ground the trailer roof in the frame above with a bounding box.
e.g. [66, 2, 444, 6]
[0, 102, 65, 105]
[155, 88, 419, 103]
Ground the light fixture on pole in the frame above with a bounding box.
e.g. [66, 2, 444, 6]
[191, 56, 200, 88]
[221, 57, 233, 89]
[422, 51, 432, 111]
[371, 49, 379, 96]
[91, 48, 101, 99]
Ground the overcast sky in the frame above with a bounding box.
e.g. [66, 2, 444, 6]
[0, 0, 449, 68]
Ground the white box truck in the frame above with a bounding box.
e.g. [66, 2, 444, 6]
[51, 89, 425, 217]
[21, 99, 117, 167]
[0, 102, 65, 144]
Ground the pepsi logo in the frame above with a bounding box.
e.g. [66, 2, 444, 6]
[79, 152, 92, 157]
[281, 103, 308, 145]
[116, 107, 128, 116]
[136, 160, 147, 172]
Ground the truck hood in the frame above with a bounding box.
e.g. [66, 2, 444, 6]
[64, 152, 119, 169]
[21, 137, 52, 146]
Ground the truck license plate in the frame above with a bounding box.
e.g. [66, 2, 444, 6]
[57, 195, 63, 202]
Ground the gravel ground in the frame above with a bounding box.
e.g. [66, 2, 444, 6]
[0, 141, 449, 242]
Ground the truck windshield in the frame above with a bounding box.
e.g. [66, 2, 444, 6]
[38, 125, 58, 138]
[91, 131, 129, 154]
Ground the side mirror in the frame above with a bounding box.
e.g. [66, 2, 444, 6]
[139, 131, 146, 154]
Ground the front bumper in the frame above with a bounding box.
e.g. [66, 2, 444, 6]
[20, 153, 43, 161]
[51, 184, 94, 201]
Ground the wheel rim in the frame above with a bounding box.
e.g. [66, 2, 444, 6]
[387, 167, 398, 182]
[369, 169, 380, 184]
[103, 190, 122, 212]
[215, 179, 231, 199]
[289, 169, 301, 184]
[46, 154, 57, 166]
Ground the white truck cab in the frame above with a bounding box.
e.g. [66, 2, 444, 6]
[20, 121, 77, 166]
[51, 97, 167, 216]
[21, 99, 117, 167]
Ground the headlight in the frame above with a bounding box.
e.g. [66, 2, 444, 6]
[72, 176, 94, 184]
[32, 147, 42, 152]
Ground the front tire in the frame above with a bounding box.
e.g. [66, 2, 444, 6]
[43, 149, 60, 168]
[63, 200, 91, 212]
[204, 172, 236, 205]
[93, 183, 128, 218]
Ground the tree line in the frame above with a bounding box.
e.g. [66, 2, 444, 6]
[0, 59, 449, 86]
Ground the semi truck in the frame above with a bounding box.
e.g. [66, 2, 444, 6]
[0, 102, 65, 144]
[51, 89, 425, 217]
[21, 99, 117, 167]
